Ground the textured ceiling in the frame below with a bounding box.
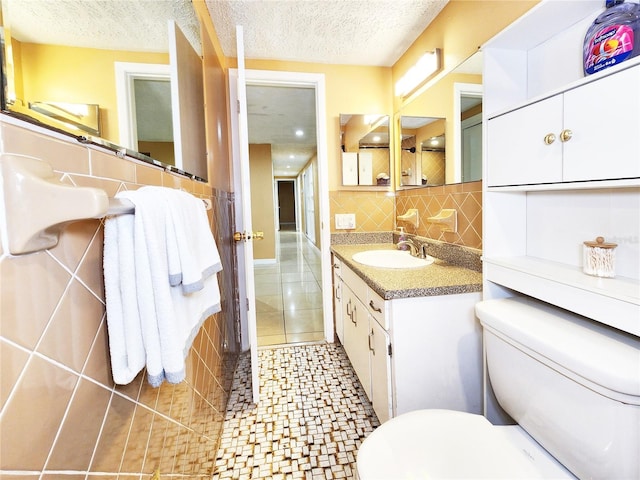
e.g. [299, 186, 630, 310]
[4, 0, 202, 55]
[205, 0, 449, 66]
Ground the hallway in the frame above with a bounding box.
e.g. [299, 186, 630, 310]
[255, 231, 324, 346]
[212, 343, 379, 479]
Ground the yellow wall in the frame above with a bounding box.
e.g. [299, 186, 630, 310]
[137, 140, 175, 165]
[15, 40, 168, 145]
[249, 144, 277, 259]
[393, 0, 538, 110]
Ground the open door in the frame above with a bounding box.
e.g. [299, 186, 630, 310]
[168, 20, 207, 181]
[230, 25, 260, 403]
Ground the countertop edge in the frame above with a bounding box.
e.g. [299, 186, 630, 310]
[331, 244, 483, 300]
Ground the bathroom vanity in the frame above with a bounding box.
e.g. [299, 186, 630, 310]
[331, 243, 483, 423]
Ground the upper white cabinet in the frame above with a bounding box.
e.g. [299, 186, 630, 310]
[488, 64, 640, 187]
[482, 0, 640, 341]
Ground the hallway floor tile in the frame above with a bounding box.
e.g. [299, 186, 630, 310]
[212, 343, 379, 479]
[255, 232, 324, 346]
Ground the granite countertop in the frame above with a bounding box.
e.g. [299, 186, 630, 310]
[331, 243, 483, 300]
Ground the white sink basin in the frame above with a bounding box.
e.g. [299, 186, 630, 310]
[352, 249, 435, 269]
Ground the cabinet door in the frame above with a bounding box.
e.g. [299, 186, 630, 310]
[563, 65, 640, 182]
[334, 277, 344, 343]
[369, 318, 392, 423]
[487, 95, 563, 186]
[342, 290, 371, 398]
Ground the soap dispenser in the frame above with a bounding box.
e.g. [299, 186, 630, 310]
[397, 226, 408, 250]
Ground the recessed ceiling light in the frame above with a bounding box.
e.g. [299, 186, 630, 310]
[286, 165, 291, 168]
[289, 154, 294, 159]
[295, 129, 304, 137]
[373, 135, 381, 142]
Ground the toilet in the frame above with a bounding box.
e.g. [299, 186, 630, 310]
[357, 296, 640, 479]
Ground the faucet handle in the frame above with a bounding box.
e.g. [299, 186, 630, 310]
[419, 243, 429, 259]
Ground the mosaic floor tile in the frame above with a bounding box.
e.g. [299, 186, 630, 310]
[212, 343, 379, 479]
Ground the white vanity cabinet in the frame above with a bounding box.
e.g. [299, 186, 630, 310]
[333, 258, 344, 343]
[341, 262, 392, 423]
[488, 63, 640, 187]
[333, 256, 482, 424]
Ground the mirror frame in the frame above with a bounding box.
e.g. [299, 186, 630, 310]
[394, 51, 483, 190]
[398, 115, 446, 187]
[339, 113, 393, 190]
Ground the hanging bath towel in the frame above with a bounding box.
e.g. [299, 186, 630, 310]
[103, 186, 222, 387]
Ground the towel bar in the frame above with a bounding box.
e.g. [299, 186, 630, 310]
[107, 197, 212, 215]
[1, 153, 213, 254]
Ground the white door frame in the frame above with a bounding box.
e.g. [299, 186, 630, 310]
[114, 62, 170, 150]
[452, 82, 483, 184]
[231, 68, 333, 346]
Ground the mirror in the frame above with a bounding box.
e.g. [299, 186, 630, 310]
[340, 114, 391, 187]
[0, 0, 207, 180]
[399, 116, 445, 187]
[397, 51, 482, 188]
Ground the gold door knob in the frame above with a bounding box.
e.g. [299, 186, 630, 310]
[560, 129, 573, 142]
[543, 133, 556, 145]
[233, 231, 265, 242]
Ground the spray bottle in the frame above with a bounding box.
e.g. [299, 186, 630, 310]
[584, 0, 640, 75]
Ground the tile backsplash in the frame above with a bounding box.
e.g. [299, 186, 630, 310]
[396, 181, 482, 250]
[330, 182, 482, 250]
[0, 118, 237, 477]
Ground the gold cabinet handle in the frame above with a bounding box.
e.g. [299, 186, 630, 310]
[560, 129, 573, 142]
[543, 133, 556, 145]
[253, 231, 264, 240]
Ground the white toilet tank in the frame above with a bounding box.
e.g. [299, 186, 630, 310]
[476, 297, 640, 480]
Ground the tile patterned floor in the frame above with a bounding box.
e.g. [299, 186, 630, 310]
[212, 343, 380, 479]
[255, 232, 324, 346]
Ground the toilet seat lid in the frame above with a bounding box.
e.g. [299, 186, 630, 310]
[357, 410, 552, 479]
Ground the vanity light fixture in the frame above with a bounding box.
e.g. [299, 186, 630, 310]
[395, 49, 442, 97]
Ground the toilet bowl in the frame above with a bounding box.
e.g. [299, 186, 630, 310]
[357, 409, 574, 479]
[356, 297, 640, 480]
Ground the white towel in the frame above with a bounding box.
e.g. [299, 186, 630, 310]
[103, 186, 222, 387]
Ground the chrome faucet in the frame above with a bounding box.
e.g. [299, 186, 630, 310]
[396, 238, 429, 259]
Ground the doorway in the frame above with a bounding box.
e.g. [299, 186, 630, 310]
[277, 180, 297, 231]
[231, 68, 332, 353]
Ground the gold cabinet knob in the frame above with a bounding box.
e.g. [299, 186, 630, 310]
[543, 133, 556, 145]
[560, 129, 573, 142]
[233, 232, 245, 242]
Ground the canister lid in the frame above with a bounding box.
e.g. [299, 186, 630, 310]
[583, 236, 617, 249]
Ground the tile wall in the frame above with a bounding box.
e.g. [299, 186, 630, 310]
[0, 119, 238, 478]
[396, 180, 482, 250]
[329, 190, 395, 233]
[329, 181, 482, 250]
